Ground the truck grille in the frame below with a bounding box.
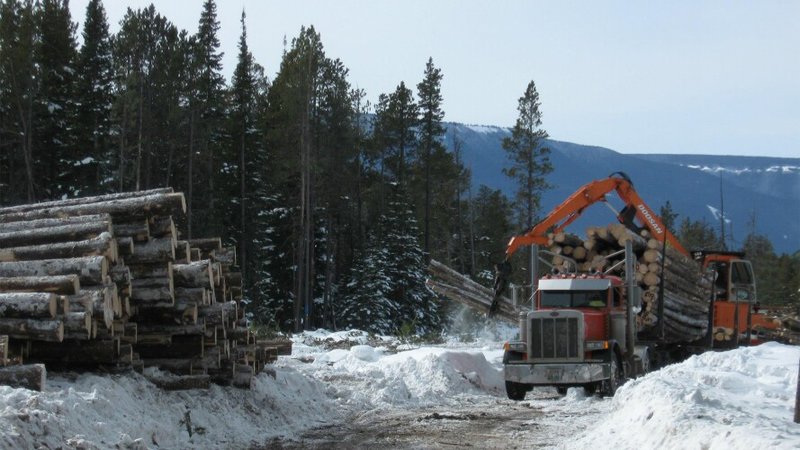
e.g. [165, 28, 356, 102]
[529, 315, 580, 359]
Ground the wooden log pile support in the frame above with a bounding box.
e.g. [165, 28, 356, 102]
[0, 189, 270, 388]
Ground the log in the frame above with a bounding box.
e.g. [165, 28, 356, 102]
[0, 214, 111, 233]
[188, 238, 222, 253]
[114, 221, 150, 242]
[0, 232, 118, 263]
[130, 277, 174, 304]
[64, 289, 113, 329]
[175, 241, 191, 264]
[0, 192, 187, 223]
[126, 238, 175, 264]
[147, 374, 210, 390]
[149, 216, 176, 240]
[189, 248, 201, 262]
[213, 247, 236, 266]
[123, 322, 137, 344]
[0, 319, 63, 342]
[0, 221, 112, 248]
[136, 323, 205, 336]
[0, 363, 46, 391]
[0, 188, 174, 216]
[117, 237, 135, 257]
[0, 293, 57, 319]
[136, 334, 172, 345]
[0, 335, 8, 365]
[128, 263, 172, 279]
[135, 301, 198, 325]
[0, 275, 79, 295]
[135, 335, 204, 358]
[0, 256, 108, 286]
[173, 261, 213, 288]
[28, 339, 119, 365]
[174, 288, 207, 305]
[198, 301, 236, 325]
[109, 265, 131, 296]
[62, 312, 92, 339]
[553, 232, 583, 247]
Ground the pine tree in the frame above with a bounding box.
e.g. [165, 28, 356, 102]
[192, 0, 226, 237]
[416, 57, 445, 255]
[338, 234, 395, 333]
[373, 82, 419, 189]
[0, 0, 37, 202]
[382, 190, 442, 334]
[470, 185, 514, 285]
[34, 0, 78, 199]
[502, 80, 553, 231]
[74, 0, 113, 195]
[659, 200, 679, 234]
[678, 217, 721, 250]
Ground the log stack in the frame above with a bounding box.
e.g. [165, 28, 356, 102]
[426, 259, 518, 324]
[0, 189, 278, 389]
[546, 225, 713, 343]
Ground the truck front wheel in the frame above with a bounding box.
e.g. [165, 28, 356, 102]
[505, 380, 527, 401]
[601, 355, 623, 397]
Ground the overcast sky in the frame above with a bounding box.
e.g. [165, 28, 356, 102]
[68, 1, 799, 158]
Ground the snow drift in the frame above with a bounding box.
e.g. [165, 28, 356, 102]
[564, 342, 800, 449]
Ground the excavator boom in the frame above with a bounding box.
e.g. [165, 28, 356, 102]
[488, 172, 686, 315]
[505, 172, 687, 258]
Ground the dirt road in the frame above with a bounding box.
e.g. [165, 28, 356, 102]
[268, 389, 607, 449]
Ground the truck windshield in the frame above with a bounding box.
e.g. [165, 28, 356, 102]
[540, 290, 607, 308]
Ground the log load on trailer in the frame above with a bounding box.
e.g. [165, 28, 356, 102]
[429, 172, 780, 399]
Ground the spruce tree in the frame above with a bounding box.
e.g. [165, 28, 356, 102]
[74, 0, 113, 195]
[338, 234, 395, 333]
[382, 189, 442, 334]
[35, 0, 78, 199]
[415, 57, 445, 255]
[502, 80, 553, 231]
[0, 0, 37, 202]
[373, 82, 419, 189]
[192, 0, 226, 237]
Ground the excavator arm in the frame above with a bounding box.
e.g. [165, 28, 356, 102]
[505, 172, 687, 258]
[489, 172, 686, 316]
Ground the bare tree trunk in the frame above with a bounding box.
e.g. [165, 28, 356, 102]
[118, 102, 128, 192]
[239, 126, 247, 288]
[187, 109, 195, 239]
[136, 82, 144, 191]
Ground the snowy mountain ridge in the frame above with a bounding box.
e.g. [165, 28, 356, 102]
[444, 122, 800, 253]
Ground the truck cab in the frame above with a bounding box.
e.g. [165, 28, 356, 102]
[503, 273, 636, 399]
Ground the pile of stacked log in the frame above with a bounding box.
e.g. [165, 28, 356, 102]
[546, 224, 713, 343]
[0, 189, 279, 390]
[426, 259, 518, 324]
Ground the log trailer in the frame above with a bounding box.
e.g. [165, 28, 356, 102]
[495, 172, 774, 399]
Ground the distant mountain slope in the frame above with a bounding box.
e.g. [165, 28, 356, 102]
[445, 123, 800, 254]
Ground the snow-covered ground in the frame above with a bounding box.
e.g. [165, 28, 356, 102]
[0, 328, 798, 449]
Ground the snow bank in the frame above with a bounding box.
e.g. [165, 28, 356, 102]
[288, 331, 505, 409]
[564, 342, 800, 449]
[0, 368, 340, 449]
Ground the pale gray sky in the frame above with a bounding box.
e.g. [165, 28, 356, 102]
[69, 1, 799, 158]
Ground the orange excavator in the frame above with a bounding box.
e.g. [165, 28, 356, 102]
[490, 172, 777, 347]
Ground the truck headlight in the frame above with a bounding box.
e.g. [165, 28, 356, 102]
[585, 340, 608, 351]
[504, 342, 527, 352]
